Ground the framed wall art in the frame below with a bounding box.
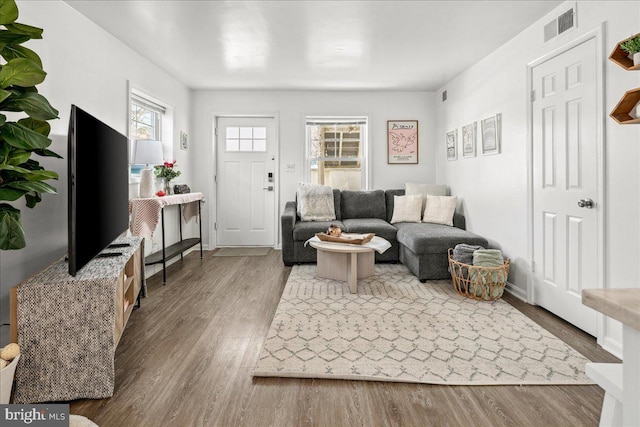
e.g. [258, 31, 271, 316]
[462, 122, 476, 158]
[387, 120, 418, 164]
[180, 131, 189, 151]
[446, 129, 457, 161]
[481, 114, 501, 155]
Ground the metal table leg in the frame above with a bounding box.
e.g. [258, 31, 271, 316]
[199, 200, 203, 259]
[161, 208, 166, 285]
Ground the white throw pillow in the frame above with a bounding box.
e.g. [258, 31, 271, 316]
[390, 195, 422, 224]
[296, 182, 336, 221]
[422, 195, 457, 226]
[405, 182, 449, 215]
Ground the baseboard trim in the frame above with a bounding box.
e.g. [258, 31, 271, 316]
[504, 282, 527, 302]
[184, 244, 211, 253]
[603, 336, 623, 359]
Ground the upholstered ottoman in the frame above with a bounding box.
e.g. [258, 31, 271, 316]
[395, 222, 489, 281]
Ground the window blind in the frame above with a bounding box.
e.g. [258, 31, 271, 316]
[306, 117, 367, 126]
[131, 93, 166, 114]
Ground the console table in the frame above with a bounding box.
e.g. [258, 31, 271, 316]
[9, 236, 144, 403]
[582, 289, 640, 427]
[129, 192, 204, 284]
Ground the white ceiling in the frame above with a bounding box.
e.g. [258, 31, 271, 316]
[65, 0, 562, 91]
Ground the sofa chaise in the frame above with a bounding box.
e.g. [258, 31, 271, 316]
[281, 188, 488, 281]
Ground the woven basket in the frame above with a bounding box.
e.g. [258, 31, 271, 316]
[448, 248, 510, 301]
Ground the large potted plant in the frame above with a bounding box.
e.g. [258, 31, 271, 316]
[0, 0, 60, 250]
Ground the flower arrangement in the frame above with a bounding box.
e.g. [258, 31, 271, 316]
[154, 160, 181, 181]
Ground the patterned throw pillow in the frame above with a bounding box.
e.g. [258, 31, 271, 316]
[423, 195, 457, 226]
[296, 183, 336, 221]
[390, 195, 422, 224]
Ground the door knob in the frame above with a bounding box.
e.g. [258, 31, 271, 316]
[263, 186, 274, 191]
[577, 198, 594, 209]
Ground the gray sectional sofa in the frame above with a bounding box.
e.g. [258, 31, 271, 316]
[281, 188, 488, 281]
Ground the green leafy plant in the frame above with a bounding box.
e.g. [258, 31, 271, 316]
[0, 0, 60, 250]
[620, 35, 640, 55]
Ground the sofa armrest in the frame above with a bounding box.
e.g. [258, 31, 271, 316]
[453, 212, 466, 230]
[281, 201, 297, 265]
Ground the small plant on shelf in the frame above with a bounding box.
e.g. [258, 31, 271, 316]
[620, 35, 640, 56]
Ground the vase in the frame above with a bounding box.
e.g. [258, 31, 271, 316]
[634, 52, 640, 66]
[164, 179, 172, 195]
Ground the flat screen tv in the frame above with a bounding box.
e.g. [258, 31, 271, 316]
[68, 105, 129, 276]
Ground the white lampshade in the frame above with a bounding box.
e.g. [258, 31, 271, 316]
[133, 139, 163, 166]
[133, 140, 163, 198]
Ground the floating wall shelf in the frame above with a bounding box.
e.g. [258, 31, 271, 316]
[610, 87, 640, 124]
[609, 32, 640, 71]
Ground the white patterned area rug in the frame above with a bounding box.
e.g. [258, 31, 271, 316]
[253, 264, 593, 385]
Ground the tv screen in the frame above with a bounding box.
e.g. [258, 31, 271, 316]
[68, 105, 129, 276]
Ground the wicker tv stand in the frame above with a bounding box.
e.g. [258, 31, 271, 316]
[9, 236, 145, 403]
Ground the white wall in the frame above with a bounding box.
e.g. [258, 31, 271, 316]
[435, 1, 640, 355]
[190, 90, 437, 247]
[0, 1, 193, 344]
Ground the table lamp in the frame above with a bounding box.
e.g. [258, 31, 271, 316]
[133, 139, 163, 198]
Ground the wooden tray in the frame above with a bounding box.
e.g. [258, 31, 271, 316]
[316, 232, 375, 245]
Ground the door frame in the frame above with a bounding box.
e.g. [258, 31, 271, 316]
[210, 112, 280, 249]
[526, 25, 606, 345]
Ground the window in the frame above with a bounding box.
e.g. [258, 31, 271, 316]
[306, 117, 367, 190]
[129, 92, 166, 178]
[225, 126, 267, 152]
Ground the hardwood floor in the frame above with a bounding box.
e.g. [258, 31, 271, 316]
[70, 250, 619, 427]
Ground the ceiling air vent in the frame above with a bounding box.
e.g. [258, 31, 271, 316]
[544, 6, 577, 42]
[557, 9, 574, 34]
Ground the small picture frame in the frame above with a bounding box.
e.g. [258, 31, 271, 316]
[180, 131, 189, 151]
[446, 129, 457, 161]
[387, 120, 418, 164]
[462, 122, 476, 158]
[481, 114, 501, 155]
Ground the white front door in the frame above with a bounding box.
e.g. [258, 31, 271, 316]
[531, 37, 600, 335]
[216, 117, 276, 246]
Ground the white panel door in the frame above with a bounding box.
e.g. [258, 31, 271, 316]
[216, 117, 276, 246]
[532, 38, 600, 335]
